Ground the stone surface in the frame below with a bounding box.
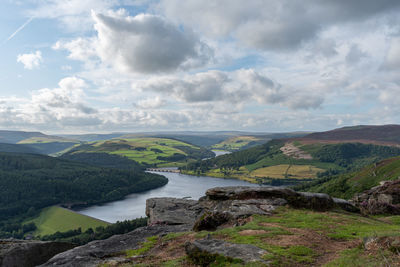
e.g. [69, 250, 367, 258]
[353, 179, 400, 215]
[40, 225, 189, 267]
[0, 239, 75, 267]
[146, 197, 202, 227]
[185, 239, 269, 265]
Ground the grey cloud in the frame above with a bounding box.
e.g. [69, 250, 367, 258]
[138, 69, 324, 109]
[346, 44, 367, 64]
[93, 11, 212, 73]
[381, 38, 400, 71]
[158, 0, 400, 51]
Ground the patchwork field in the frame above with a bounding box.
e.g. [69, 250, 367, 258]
[64, 137, 213, 166]
[212, 136, 270, 151]
[26, 206, 109, 236]
[251, 164, 325, 179]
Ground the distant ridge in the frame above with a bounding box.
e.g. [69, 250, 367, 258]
[295, 124, 400, 146]
[0, 130, 47, 144]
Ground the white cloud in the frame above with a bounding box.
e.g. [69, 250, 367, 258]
[134, 96, 166, 109]
[17, 51, 43, 69]
[92, 11, 212, 73]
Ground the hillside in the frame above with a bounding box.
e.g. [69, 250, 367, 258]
[0, 151, 167, 238]
[39, 186, 400, 267]
[296, 156, 400, 199]
[64, 137, 214, 167]
[211, 135, 271, 151]
[26, 206, 109, 236]
[296, 124, 400, 145]
[182, 139, 400, 184]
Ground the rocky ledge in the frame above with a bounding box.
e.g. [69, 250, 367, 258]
[147, 186, 358, 231]
[0, 239, 75, 267]
[353, 179, 400, 215]
[30, 186, 359, 266]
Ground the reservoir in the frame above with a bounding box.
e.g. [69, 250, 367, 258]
[77, 171, 256, 223]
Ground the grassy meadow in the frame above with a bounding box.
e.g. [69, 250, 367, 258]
[26, 206, 109, 236]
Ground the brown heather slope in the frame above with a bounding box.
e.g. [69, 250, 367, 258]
[294, 124, 400, 146]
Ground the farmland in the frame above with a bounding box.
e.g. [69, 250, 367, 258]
[64, 137, 214, 166]
[25, 206, 109, 236]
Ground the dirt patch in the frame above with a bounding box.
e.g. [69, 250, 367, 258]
[280, 142, 313, 159]
[260, 223, 360, 266]
[239, 230, 268, 236]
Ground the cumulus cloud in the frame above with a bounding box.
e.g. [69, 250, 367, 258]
[346, 44, 367, 64]
[136, 69, 323, 110]
[157, 0, 400, 51]
[92, 11, 211, 73]
[17, 51, 43, 69]
[53, 38, 98, 62]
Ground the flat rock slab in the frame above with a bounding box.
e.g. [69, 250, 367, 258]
[40, 225, 189, 267]
[0, 240, 75, 267]
[185, 239, 269, 265]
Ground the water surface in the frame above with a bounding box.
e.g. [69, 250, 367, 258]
[77, 171, 256, 223]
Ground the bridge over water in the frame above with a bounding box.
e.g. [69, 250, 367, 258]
[146, 168, 180, 173]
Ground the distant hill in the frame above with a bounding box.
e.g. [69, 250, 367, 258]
[0, 143, 39, 154]
[295, 156, 400, 199]
[64, 137, 214, 167]
[296, 125, 400, 145]
[0, 152, 168, 221]
[0, 130, 47, 144]
[59, 133, 126, 142]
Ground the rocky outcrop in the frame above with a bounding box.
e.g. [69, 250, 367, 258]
[185, 239, 269, 265]
[38, 186, 359, 266]
[353, 179, 400, 215]
[147, 186, 358, 231]
[0, 239, 75, 267]
[146, 198, 202, 226]
[40, 225, 188, 267]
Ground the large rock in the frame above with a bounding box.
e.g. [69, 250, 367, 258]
[40, 225, 188, 267]
[0, 239, 75, 267]
[185, 239, 269, 265]
[146, 198, 202, 227]
[204, 186, 338, 211]
[353, 179, 400, 215]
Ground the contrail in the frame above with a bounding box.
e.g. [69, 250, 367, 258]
[2, 17, 34, 45]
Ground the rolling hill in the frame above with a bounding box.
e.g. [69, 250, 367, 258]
[296, 124, 400, 145]
[0, 152, 168, 221]
[26, 206, 109, 236]
[63, 137, 214, 167]
[182, 139, 400, 184]
[295, 156, 400, 199]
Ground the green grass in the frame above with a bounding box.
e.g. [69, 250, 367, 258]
[212, 136, 267, 151]
[126, 236, 159, 257]
[71, 137, 202, 165]
[25, 206, 109, 236]
[323, 247, 395, 267]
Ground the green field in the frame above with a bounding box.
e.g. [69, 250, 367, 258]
[66, 137, 212, 166]
[251, 164, 325, 179]
[211, 136, 269, 151]
[17, 136, 79, 144]
[26, 206, 109, 236]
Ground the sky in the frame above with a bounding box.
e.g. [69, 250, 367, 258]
[0, 0, 400, 134]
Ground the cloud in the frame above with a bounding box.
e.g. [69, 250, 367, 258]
[346, 44, 367, 64]
[26, 0, 118, 32]
[53, 38, 98, 62]
[136, 69, 324, 110]
[92, 11, 212, 73]
[134, 96, 166, 109]
[17, 51, 43, 69]
[157, 0, 400, 51]
[381, 38, 400, 70]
